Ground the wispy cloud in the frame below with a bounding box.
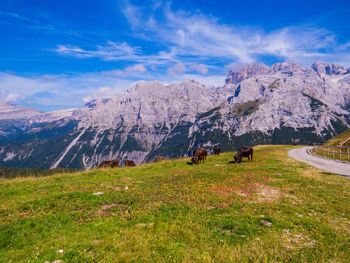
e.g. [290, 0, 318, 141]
[56, 41, 136, 60]
[168, 62, 187, 75]
[102, 63, 148, 77]
[82, 86, 123, 103]
[0, 72, 132, 110]
[53, 2, 350, 67]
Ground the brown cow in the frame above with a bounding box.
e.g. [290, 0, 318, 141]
[213, 146, 221, 155]
[98, 160, 119, 168]
[233, 147, 253, 163]
[125, 160, 136, 167]
[192, 147, 207, 164]
[155, 156, 164, 162]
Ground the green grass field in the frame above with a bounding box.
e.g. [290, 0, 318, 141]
[0, 145, 349, 262]
[324, 129, 350, 147]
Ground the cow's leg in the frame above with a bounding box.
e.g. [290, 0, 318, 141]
[250, 152, 253, 162]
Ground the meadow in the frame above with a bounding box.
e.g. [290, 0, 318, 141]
[0, 145, 349, 262]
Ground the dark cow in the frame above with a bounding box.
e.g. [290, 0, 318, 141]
[155, 156, 164, 162]
[98, 160, 119, 168]
[234, 147, 253, 163]
[213, 146, 221, 155]
[192, 147, 207, 164]
[125, 160, 136, 167]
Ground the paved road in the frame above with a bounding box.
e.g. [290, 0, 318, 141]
[288, 147, 350, 177]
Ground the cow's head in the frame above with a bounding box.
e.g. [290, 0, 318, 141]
[234, 155, 242, 163]
[192, 157, 198, 165]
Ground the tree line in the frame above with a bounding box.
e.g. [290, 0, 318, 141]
[0, 165, 76, 179]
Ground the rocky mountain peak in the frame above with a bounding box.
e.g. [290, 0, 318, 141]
[0, 102, 42, 120]
[225, 63, 270, 84]
[270, 62, 301, 73]
[75, 79, 216, 129]
[312, 61, 346, 76]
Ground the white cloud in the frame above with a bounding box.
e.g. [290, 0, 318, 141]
[83, 86, 123, 103]
[56, 41, 137, 60]
[120, 3, 349, 66]
[4, 93, 21, 102]
[102, 64, 147, 77]
[189, 64, 208, 74]
[0, 72, 133, 110]
[53, 3, 350, 67]
[125, 63, 147, 73]
[168, 62, 187, 75]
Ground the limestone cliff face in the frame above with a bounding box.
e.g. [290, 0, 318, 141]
[225, 63, 270, 84]
[0, 62, 349, 170]
[312, 61, 346, 76]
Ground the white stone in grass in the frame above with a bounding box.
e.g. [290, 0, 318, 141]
[92, 192, 103, 195]
[58, 249, 64, 254]
[124, 186, 129, 190]
[260, 220, 272, 227]
[283, 229, 291, 234]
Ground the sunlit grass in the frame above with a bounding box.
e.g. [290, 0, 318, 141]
[0, 145, 349, 262]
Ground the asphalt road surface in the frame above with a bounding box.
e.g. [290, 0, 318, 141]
[288, 147, 350, 177]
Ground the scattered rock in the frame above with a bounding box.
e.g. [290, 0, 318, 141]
[58, 249, 64, 254]
[92, 192, 103, 195]
[124, 186, 129, 190]
[260, 220, 272, 227]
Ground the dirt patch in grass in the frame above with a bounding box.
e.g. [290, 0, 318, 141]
[212, 180, 283, 204]
[213, 184, 236, 197]
[282, 229, 316, 249]
[254, 184, 281, 203]
[95, 204, 117, 216]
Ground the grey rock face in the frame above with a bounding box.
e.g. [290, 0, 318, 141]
[225, 63, 270, 84]
[270, 62, 301, 73]
[312, 61, 346, 76]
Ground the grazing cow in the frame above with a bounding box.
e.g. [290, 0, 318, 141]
[125, 160, 136, 167]
[213, 146, 221, 155]
[192, 147, 207, 164]
[234, 147, 253, 163]
[155, 156, 164, 162]
[98, 160, 119, 168]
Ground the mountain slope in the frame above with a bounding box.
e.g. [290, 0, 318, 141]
[0, 62, 349, 169]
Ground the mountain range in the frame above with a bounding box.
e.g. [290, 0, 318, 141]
[1, 61, 349, 169]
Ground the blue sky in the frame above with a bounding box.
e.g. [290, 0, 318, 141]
[0, 0, 349, 111]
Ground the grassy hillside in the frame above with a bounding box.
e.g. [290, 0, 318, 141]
[324, 128, 350, 146]
[0, 146, 349, 262]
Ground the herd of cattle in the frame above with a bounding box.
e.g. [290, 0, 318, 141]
[97, 146, 253, 169]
